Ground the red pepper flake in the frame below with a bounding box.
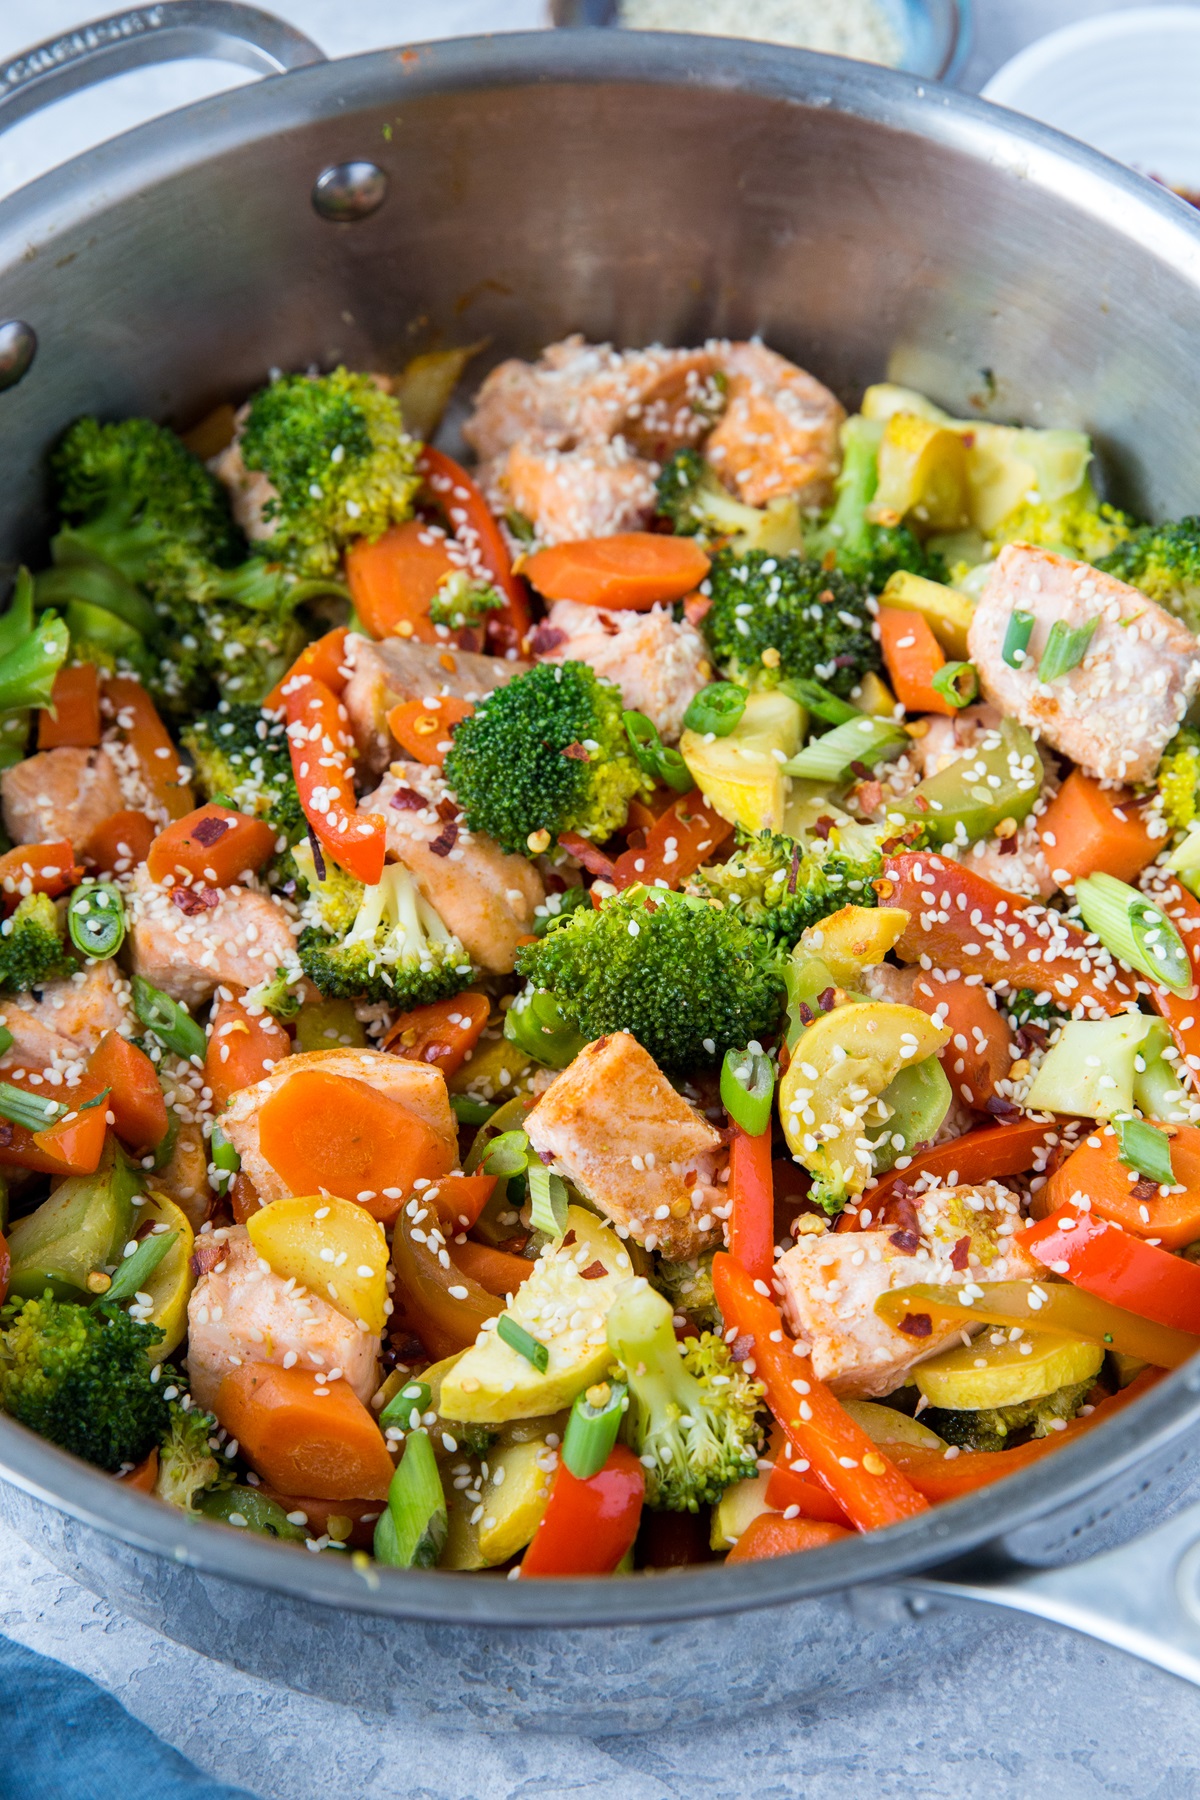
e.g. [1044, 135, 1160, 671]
[579, 1260, 608, 1280]
[561, 741, 591, 761]
[192, 814, 233, 846]
[172, 885, 219, 915]
[1132, 1177, 1160, 1201]
[730, 1332, 755, 1363]
[429, 821, 459, 857]
[391, 787, 427, 811]
[985, 1095, 1021, 1119]
[307, 827, 326, 882]
[0, 1121, 14, 1147]
[912, 793, 930, 814]
[817, 987, 837, 1013]
[529, 624, 568, 656]
[998, 834, 1019, 855]
[814, 815, 835, 841]
[949, 1235, 971, 1271]
[797, 1000, 814, 1026]
[898, 1312, 933, 1338]
[643, 896, 659, 914]
[889, 1229, 920, 1254]
[190, 1240, 225, 1279]
[818, 588, 836, 606]
[435, 798, 461, 823]
[849, 760, 872, 781]
[597, 612, 621, 637]
[787, 842, 801, 895]
[561, 1229, 577, 1247]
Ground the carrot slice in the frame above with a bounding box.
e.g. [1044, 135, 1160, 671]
[215, 1362, 395, 1501]
[205, 993, 291, 1114]
[0, 841, 82, 909]
[426, 1171, 497, 1230]
[381, 992, 491, 1078]
[88, 1031, 168, 1151]
[103, 677, 195, 821]
[84, 810, 157, 876]
[910, 970, 1016, 1111]
[877, 606, 957, 715]
[1036, 770, 1159, 885]
[524, 533, 711, 611]
[345, 519, 454, 644]
[257, 1069, 454, 1217]
[31, 1098, 109, 1175]
[118, 1448, 160, 1493]
[386, 696, 474, 767]
[37, 663, 101, 749]
[419, 447, 532, 655]
[147, 803, 277, 888]
[450, 1238, 535, 1298]
[611, 789, 733, 890]
[726, 1514, 853, 1563]
[263, 627, 350, 712]
[283, 676, 386, 886]
[1039, 1122, 1200, 1248]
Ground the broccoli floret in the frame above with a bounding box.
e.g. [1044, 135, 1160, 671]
[0, 1294, 170, 1472]
[807, 416, 948, 592]
[426, 571, 505, 632]
[923, 1377, 1094, 1454]
[1155, 725, 1200, 833]
[0, 893, 76, 994]
[298, 857, 474, 1007]
[1098, 515, 1200, 633]
[154, 1398, 233, 1511]
[606, 1280, 763, 1511]
[654, 447, 776, 542]
[444, 661, 649, 856]
[239, 368, 422, 577]
[1004, 988, 1071, 1033]
[654, 1251, 721, 1333]
[52, 416, 241, 581]
[514, 885, 785, 1074]
[182, 702, 305, 843]
[689, 831, 881, 951]
[990, 480, 1136, 566]
[701, 549, 879, 698]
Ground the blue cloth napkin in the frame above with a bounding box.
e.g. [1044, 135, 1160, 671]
[0, 1632, 259, 1800]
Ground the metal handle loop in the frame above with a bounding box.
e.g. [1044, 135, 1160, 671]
[0, 1, 325, 133]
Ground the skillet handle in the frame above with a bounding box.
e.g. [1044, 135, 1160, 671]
[899, 1497, 1200, 1687]
[0, 1, 325, 132]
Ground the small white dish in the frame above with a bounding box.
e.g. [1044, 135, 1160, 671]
[983, 6, 1200, 194]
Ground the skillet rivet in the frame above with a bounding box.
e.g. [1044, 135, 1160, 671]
[0, 320, 36, 391]
[312, 162, 388, 222]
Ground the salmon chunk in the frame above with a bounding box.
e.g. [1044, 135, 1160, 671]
[187, 1225, 378, 1411]
[127, 865, 302, 1009]
[1, 746, 122, 851]
[341, 635, 529, 773]
[0, 960, 135, 1075]
[704, 342, 845, 508]
[524, 1032, 726, 1258]
[773, 1181, 1035, 1397]
[533, 600, 711, 740]
[499, 441, 658, 546]
[361, 766, 544, 974]
[220, 1046, 457, 1204]
[969, 543, 1200, 783]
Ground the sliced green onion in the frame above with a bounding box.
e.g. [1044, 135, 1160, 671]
[450, 1094, 499, 1126]
[67, 880, 126, 960]
[0, 1084, 67, 1132]
[0, 1025, 14, 1060]
[373, 1429, 447, 1569]
[132, 976, 207, 1063]
[527, 1161, 569, 1240]
[1038, 617, 1097, 684]
[562, 1379, 627, 1480]
[210, 1123, 240, 1198]
[1001, 609, 1035, 670]
[720, 1045, 775, 1137]
[1075, 873, 1192, 994]
[504, 986, 587, 1070]
[99, 1229, 177, 1306]
[480, 1128, 531, 1178]
[682, 682, 749, 737]
[778, 677, 859, 726]
[930, 661, 978, 709]
[1113, 1116, 1175, 1187]
[497, 1314, 550, 1372]
[77, 1086, 110, 1114]
[623, 711, 692, 792]
[1132, 1023, 1192, 1122]
[196, 1485, 307, 1541]
[379, 1379, 432, 1431]
[782, 715, 906, 782]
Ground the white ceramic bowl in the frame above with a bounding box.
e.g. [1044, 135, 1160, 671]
[984, 6, 1200, 193]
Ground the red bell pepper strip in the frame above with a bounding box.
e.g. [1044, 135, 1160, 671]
[1145, 877, 1200, 1083]
[419, 446, 532, 655]
[0, 1073, 110, 1176]
[881, 851, 1137, 1016]
[611, 790, 733, 891]
[87, 1031, 168, 1152]
[381, 992, 491, 1078]
[558, 832, 617, 882]
[519, 1444, 645, 1577]
[726, 1514, 853, 1563]
[1018, 1205, 1200, 1335]
[283, 675, 386, 886]
[728, 1123, 775, 1287]
[840, 1119, 1063, 1229]
[765, 1458, 854, 1527]
[264, 627, 351, 711]
[0, 841, 83, 910]
[103, 677, 195, 822]
[711, 1252, 929, 1532]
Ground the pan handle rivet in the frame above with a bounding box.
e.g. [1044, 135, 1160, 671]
[312, 161, 388, 222]
[0, 320, 36, 391]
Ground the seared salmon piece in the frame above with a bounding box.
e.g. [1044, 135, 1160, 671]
[220, 1046, 456, 1205]
[361, 766, 544, 975]
[499, 441, 658, 546]
[524, 1032, 726, 1259]
[0, 960, 135, 1073]
[969, 543, 1200, 783]
[127, 865, 302, 1010]
[1, 746, 122, 852]
[152, 1116, 212, 1231]
[187, 1225, 378, 1411]
[532, 599, 710, 741]
[341, 635, 529, 774]
[705, 341, 845, 508]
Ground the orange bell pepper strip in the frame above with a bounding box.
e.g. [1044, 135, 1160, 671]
[283, 675, 386, 885]
[1145, 878, 1200, 1079]
[1018, 1204, 1200, 1334]
[1040, 1121, 1200, 1250]
[102, 677, 194, 821]
[0, 1229, 8, 1307]
[345, 519, 454, 645]
[728, 1123, 775, 1288]
[425, 1170, 497, 1230]
[726, 1514, 853, 1563]
[519, 1445, 645, 1577]
[264, 626, 350, 711]
[450, 1237, 535, 1298]
[37, 662, 101, 749]
[909, 969, 1018, 1112]
[881, 851, 1137, 1015]
[204, 992, 291, 1114]
[146, 803, 277, 888]
[381, 992, 491, 1079]
[711, 1251, 929, 1532]
[524, 533, 711, 612]
[843, 1119, 1062, 1228]
[31, 1094, 110, 1175]
[258, 1069, 454, 1220]
[215, 1363, 395, 1501]
[87, 1031, 168, 1151]
[419, 446, 532, 655]
[878, 606, 958, 715]
[611, 789, 733, 891]
[1036, 770, 1159, 886]
[391, 1200, 502, 1357]
[386, 696, 474, 767]
[84, 810, 157, 876]
[0, 841, 82, 909]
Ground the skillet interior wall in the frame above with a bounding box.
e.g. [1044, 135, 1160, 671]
[0, 45, 1198, 578]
